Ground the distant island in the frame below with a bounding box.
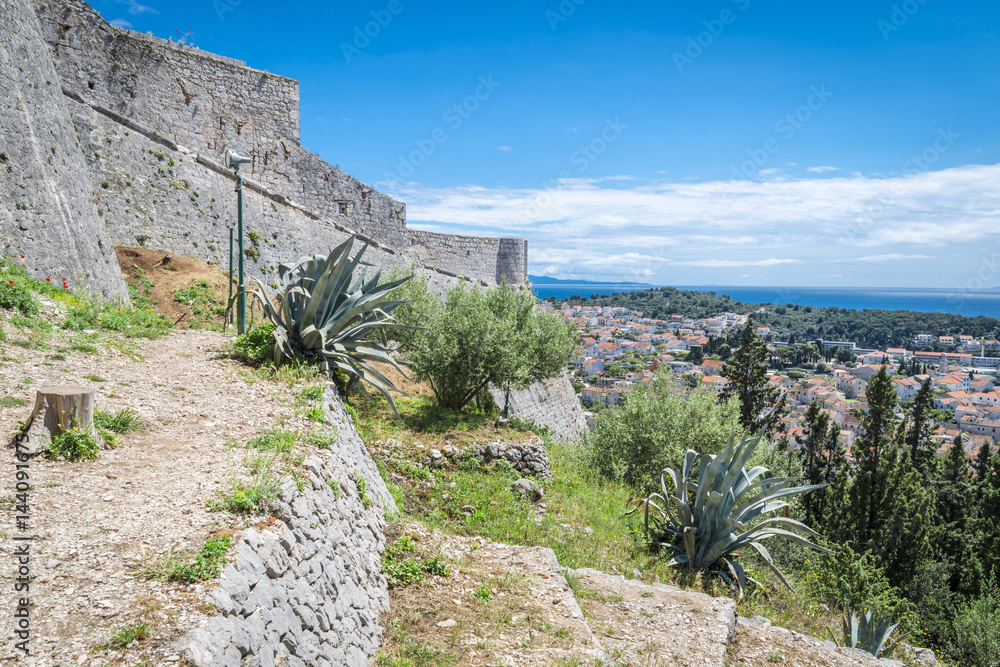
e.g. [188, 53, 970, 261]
[528, 275, 654, 286]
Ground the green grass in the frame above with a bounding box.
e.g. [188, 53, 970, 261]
[247, 428, 296, 453]
[83, 374, 106, 382]
[98, 620, 151, 650]
[0, 397, 27, 408]
[139, 535, 231, 583]
[60, 293, 171, 339]
[209, 449, 283, 514]
[356, 471, 374, 509]
[302, 426, 338, 449]
[173, 278, 226, 329]
[94, 408, 149, 433]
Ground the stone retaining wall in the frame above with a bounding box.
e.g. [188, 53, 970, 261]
[489, 373, 588, 444]
[175, 387, 396, 667]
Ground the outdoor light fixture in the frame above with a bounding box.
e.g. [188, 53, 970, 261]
[225, 150, 252, 334]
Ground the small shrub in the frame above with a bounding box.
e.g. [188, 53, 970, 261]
[232, 323, 276, 365]
[423, 556, 449, 577]
[247, 230, 263, 245]
[0, 278, 39, 315]
[209, 451, 281, 513]
[382, 557, 423, 588]
[299, 386, 324, 402]
[45, 424, 99, 462]
[327, 478, 341, 498]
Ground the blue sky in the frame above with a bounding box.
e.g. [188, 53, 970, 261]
[94, 0, 1000, 288]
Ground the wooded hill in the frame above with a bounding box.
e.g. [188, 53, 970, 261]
[570, 287, 1000, 349]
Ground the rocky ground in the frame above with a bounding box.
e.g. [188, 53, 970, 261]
[377, 522, 903, 667]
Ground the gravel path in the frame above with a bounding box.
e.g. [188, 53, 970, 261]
[0, 328, 316, 665]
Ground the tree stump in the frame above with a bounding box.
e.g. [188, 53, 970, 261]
[19, 386, 97, 455]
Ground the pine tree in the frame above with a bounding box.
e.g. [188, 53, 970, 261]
[907, 378, 935, 475]
[720, 318, 789, 438]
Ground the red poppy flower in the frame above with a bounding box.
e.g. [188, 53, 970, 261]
[46, 278, 51, 282]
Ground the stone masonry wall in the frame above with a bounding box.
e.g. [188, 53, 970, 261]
[32, 0, 526, 283]
[175, 386, 397, 667]
[0, 0, 127, 301]
[489, 373, 588, 444]
[409, 229, 527, 287]
[36, 0, 403, 253]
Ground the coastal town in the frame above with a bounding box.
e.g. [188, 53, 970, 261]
[552, 300, 1000, 459]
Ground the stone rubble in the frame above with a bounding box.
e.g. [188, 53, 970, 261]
[471, 437, 553, 479]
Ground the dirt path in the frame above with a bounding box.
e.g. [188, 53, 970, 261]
[0, 328, 318, 665]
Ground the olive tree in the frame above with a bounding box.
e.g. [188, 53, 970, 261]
[408, 281, 575, 412]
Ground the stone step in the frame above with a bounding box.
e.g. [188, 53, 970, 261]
[565, 567, 737, 667]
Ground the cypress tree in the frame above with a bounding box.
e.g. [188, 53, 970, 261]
[907, 378, 935, 475]
[720, 318, 789, 438]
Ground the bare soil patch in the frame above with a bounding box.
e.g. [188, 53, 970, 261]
[115, 246, 234, 328]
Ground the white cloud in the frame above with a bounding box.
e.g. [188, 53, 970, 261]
[385, 162, 1000, 285]
[497, 145, 512, 152]
[856, 254, 934, 262]
[807, 165, 838, 173]
[110, 18, 133, 28]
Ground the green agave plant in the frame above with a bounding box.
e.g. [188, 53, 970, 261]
[640, 433, 830, 596]
[835, 608, 902, 659]
[240, 235, 421, 417]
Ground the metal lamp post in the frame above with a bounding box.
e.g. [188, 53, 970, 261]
[224, 150, 252, 334]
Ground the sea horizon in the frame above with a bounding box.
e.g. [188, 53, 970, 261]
[530, 283, 1000, 319]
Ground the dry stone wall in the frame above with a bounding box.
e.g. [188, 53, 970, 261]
[0, 0, 127, 301]
[176, 386, 396, 667]
[489, 373, 588, 444]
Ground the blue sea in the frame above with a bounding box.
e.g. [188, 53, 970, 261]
[530, 284, 1000, 319]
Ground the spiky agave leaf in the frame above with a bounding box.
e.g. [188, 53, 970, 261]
[842, 609, 901, 658]
[240, 235, 423, 418]
[639, 433, 831, 597]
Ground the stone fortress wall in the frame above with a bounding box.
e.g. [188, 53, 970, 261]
[0, 0, 128, 301]
[31, 0, 527, 286]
